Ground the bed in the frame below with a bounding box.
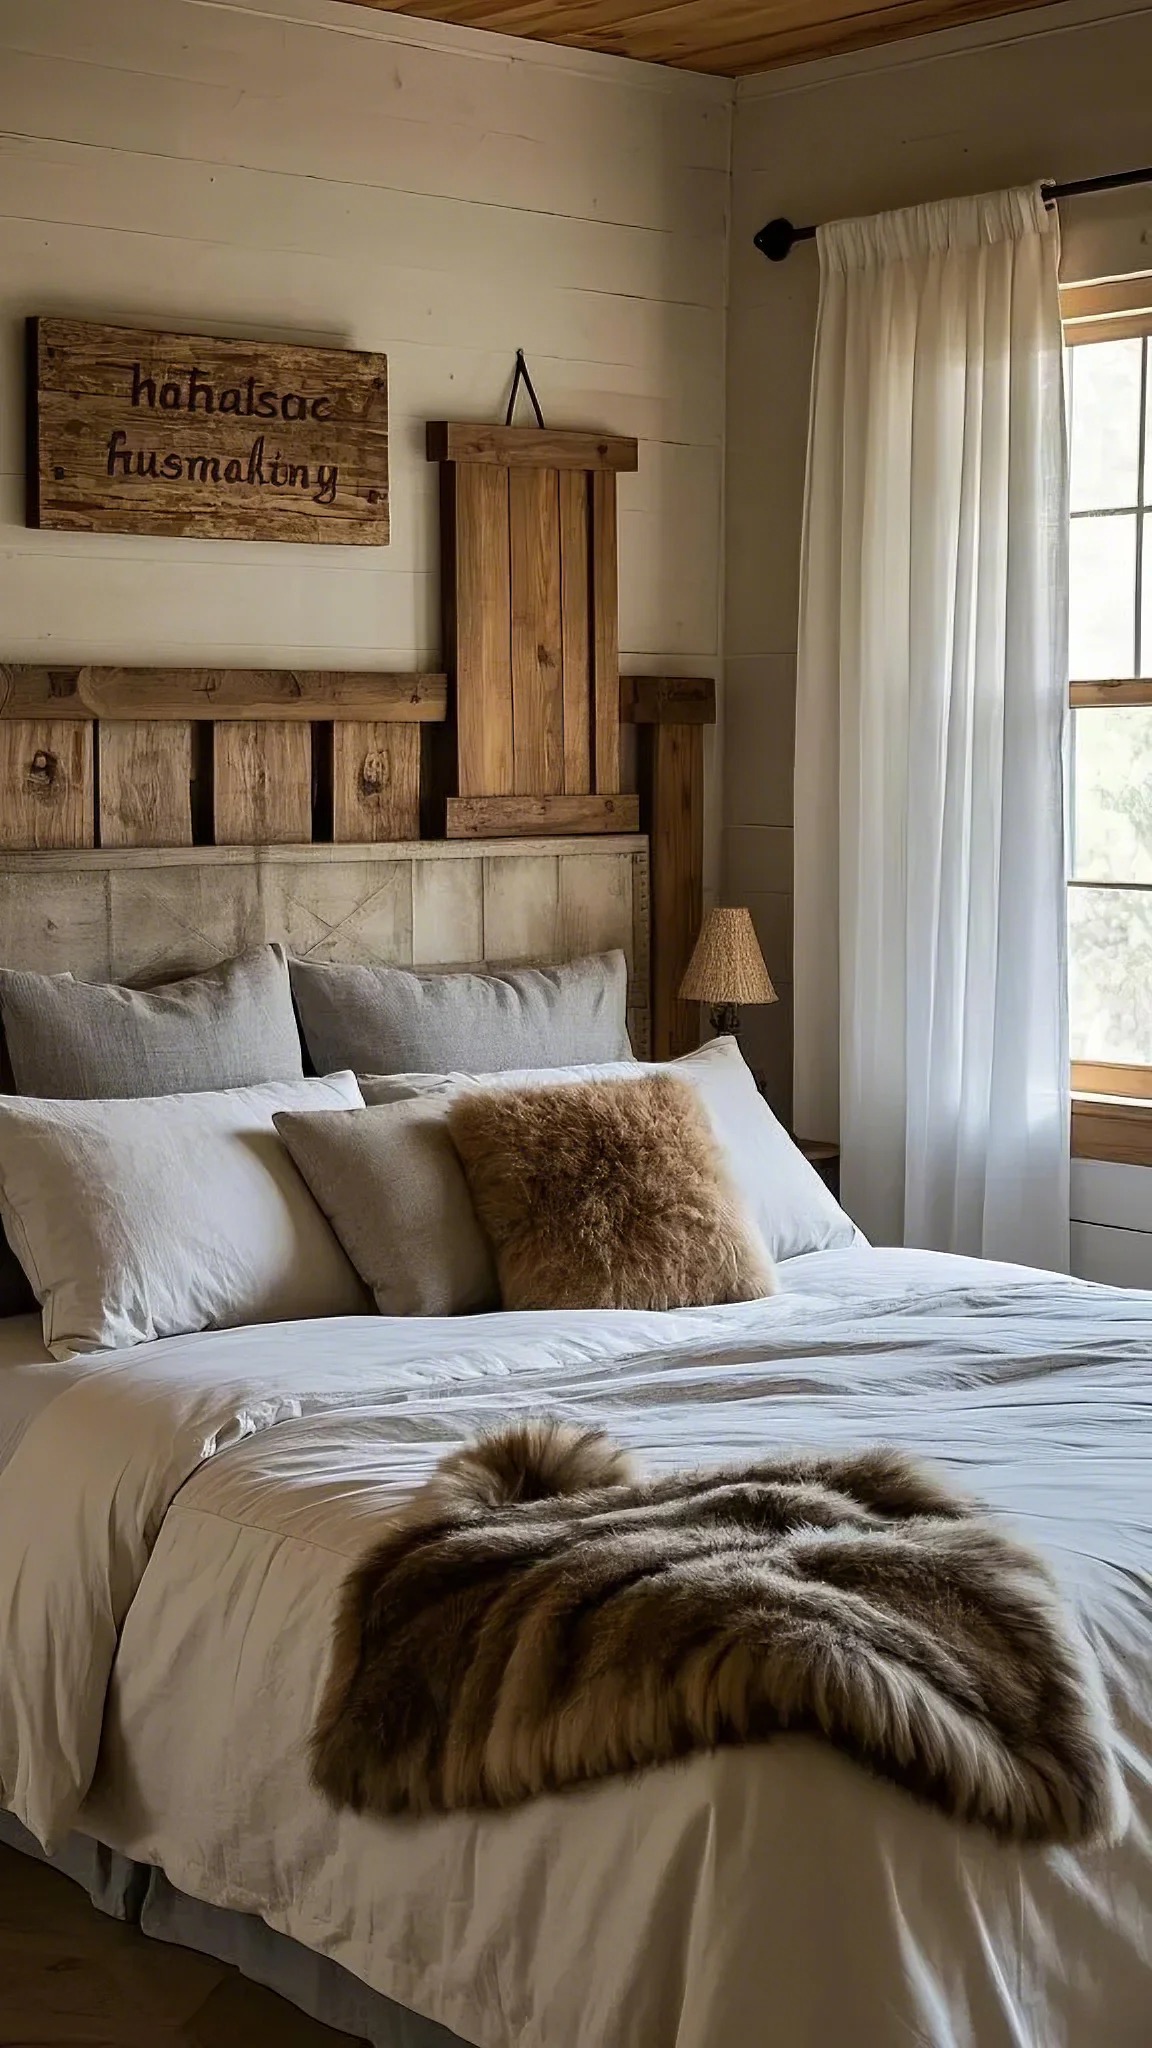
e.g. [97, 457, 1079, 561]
[1, 1243, 1150, 2047]
[0, 564, 1148, 2040]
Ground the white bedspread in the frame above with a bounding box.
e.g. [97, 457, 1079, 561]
[1, 1247, 1149, 2046]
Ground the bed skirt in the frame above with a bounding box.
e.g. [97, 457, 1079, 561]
[0, 1809, 469, 2048]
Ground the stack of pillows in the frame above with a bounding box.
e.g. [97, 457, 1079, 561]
[0, 944, 857, 1361]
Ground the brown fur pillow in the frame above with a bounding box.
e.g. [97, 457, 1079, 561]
[446, 1074, 777, 1312]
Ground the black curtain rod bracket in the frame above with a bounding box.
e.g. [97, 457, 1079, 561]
[754, 164, 1152, 261]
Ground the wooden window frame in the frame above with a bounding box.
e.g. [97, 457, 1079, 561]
[1063, 296, 1152, 1162]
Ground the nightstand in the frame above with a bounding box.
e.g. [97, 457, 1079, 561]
[795, 1138, 840, 1200]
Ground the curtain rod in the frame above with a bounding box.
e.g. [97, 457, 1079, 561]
[753, 165, 1152, 262]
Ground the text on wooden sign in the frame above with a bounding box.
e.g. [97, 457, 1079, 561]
[27, 319, 389, 544]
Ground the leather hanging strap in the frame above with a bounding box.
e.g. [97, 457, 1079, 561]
[504, 349, 546, 429]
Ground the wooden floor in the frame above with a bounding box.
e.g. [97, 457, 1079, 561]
[0, 1846, 365, 2046]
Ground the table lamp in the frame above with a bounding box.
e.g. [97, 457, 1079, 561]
[678, 906, 777, 1041]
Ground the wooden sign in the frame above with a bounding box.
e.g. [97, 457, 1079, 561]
[27, 319, 389, 544]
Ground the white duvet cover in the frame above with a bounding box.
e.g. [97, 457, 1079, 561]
[0, 1247, 1149, 2047]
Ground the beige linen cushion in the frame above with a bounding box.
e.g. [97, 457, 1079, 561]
[0, 945, 302, 1099]
[447, 1074, 777, 1313]
[274, 1100, 498, 1318]
[0, 1073, 370, 1359]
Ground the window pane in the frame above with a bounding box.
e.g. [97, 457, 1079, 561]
[1069, 514, 1136, 678]
[1072, 707, 1152, 883]
[1069, 885, 1152, 1063]
[1069, 337, 1143, 512]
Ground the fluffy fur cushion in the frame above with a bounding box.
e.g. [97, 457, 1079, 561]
[311, 1420, 1126, 1845]
[446, 1073, 777, 1312]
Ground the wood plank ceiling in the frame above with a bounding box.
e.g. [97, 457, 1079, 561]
[351, 0, 1064, 75]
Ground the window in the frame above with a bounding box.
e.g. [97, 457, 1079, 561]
[1064, 298, 1152, 1163]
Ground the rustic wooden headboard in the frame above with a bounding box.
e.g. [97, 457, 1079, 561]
[0, 838, 650, 1055]
[0, 418, 712, 1056]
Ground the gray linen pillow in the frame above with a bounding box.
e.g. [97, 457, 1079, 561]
[0, 945, 302, 1098]
[274, 1099, 498, 1318]
[288, 952, 631, 1077]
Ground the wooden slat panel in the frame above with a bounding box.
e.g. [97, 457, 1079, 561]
[559, 469, 591, 795]
[428, 421, 637, 471]
[332, 724, 421, 842]
[641, 721, 703, 1059]
[446, 793, 639, 837]
[452, 463, 514, 796]
[591, 470, 620, 793]
[98, 722, 193, 848]
[213, 723, 312, 845]
[510, 466, 564, 796]
[0, 666, 446, 722]
[0, 721, 93, 850]
[621, 675, 717, 724]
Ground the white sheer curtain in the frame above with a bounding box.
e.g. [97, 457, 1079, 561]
[793, 185, 1070, 1269]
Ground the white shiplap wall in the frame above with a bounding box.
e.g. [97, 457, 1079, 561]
[0, 0, 730, 885]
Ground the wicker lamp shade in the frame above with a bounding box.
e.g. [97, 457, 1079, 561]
[679, 907, 777, 1039]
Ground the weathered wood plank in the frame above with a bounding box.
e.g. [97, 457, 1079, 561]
[446, 793, 639, 838]
[451, 463, 514, 797]
[0, 666, 446, 723]
[559, 469, 591, 795]
[412, 856, 483, 964]
[332, 723, 421, 842]
[591, 470, 620, 793]
[481, 853, 560, 961]
[640, 721, 703, 1059]
[0, 721, 93, 850]
[621, 675, 717, 724]
[428, 421, 637, 471]
[98, 722, 193, 848]
[29, 318, 389, 544]
[510, 466, 564, 796]
[213, 723, 312, 845]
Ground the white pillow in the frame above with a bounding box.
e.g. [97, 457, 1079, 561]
[0, 1074, 371, 1359]
[361, 1037, 857, 1265]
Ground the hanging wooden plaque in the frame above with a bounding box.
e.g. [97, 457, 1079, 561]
[27, 319, 389, 544]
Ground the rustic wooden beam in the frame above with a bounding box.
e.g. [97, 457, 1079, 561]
[446, 793, 640, 838]
[0, 666, 447, 722]
[638, 721, 704, 1060]
[621, 676, 717, 725]
[427, 421, 638, 472]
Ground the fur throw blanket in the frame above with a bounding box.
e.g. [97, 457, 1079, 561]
[311, 1420, 1125, 1846]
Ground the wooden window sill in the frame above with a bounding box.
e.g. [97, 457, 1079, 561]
[1072, 1096, 1152, 1168]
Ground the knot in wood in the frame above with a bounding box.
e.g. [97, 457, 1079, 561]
[360, 751, 388, 800]
[28, 749, 60, 793]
